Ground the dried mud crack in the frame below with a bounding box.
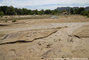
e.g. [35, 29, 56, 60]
[0, 30, 57, 45]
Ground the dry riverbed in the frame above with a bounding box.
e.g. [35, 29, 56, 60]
[0, 15, 89, 60]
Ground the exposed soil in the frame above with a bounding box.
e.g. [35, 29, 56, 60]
[0, 15, 89, 60]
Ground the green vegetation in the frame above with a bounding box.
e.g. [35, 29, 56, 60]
[0, 11, 4, 17]
[87, 14, 89, 17]
[12, 19, 16, 22]
[0, 6, 61, 15]
[70, 7, 89, 17]
[0, 6, 89, 17]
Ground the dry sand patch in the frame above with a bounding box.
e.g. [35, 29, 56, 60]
[73, 25, 89, 38]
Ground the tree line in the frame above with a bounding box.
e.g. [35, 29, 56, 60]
[70, 7, 89, 17]
[0, 6, 61, 15]
[0, 6, 89, 17]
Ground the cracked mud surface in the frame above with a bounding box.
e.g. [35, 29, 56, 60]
[0, 17, 89, 60]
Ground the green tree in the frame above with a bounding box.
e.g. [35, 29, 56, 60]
[70, 8, 74, 14]
[9, 6, 16, 15]
[44, 9, 52, 14]
[33, 9, 38, 15]
[77, 7, 85, 14]
[38, 10, 44, 15]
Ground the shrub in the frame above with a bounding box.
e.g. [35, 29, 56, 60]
[87, 14, 89, 18]
[0, 12, 4, 17]
[81, 11, 88, 16]
[12, 19, 16, 22]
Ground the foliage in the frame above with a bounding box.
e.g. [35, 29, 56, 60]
[87, 14, 89, 17]
[0, 6, 61, 15]
[0, 6, 89, 17]
[12, 19, 16, 22]
[0, 11, 4, 17]
[70, 7, 89, 17]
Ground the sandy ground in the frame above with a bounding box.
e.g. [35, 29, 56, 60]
[0, 15, 89, 60]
